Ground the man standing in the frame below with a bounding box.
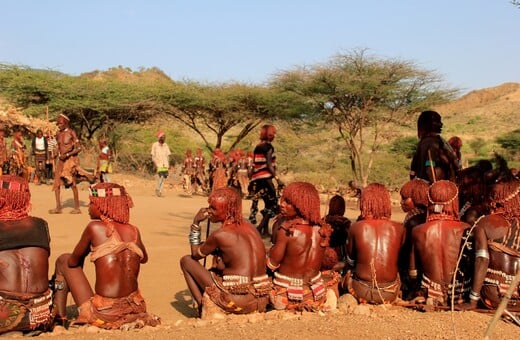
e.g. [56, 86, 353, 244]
[0, 175, 53, 335]
[95, 137, 112, 183]
[45, 130, 57, 184]
[410, 180, 472, 306]
[409, 111, 459, 183]
[181, 149, 195, 195]
[248, 124, 283, 235]
[343, 183, 405, 304]
[268, 182, 338, 311]
[150, 131, 171, 197]
[31, 129, 48, 184]
[50, 114, 93, 214]
[193, 148, 208, 194]
[179, 187, 271, 318]
[52, 182, 160, 329]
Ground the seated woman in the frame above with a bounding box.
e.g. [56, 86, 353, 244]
[268, 182, 338, 311]
[0, 175, 53, 335]
[52, 182, 160, 329]
[180, 187, 271, 318]
[459, 177, 520, 311]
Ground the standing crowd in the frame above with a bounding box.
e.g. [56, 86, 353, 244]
[1, 111, 519, 335]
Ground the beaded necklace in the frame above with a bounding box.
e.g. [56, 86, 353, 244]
[403, 208, 425, 226]
[426, 213, 457, 222]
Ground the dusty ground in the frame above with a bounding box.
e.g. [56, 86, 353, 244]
[4, 173, 519, 339]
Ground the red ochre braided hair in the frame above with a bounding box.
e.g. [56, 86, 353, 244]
[400, 178, 430, 208]
[209, 187, 243, 225]
[491, 179, 520, 219]
[360, 183, 392, 219]
[282, 181, 331, 246]
[427, 180, 459, 218]
[89, 182, 133, 224]
[0, 175, 31, 221]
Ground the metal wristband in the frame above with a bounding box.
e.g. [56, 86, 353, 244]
[189, 230, 201, 245]
[475, 249, 489, 259]
[469, 290, 480, 301]
[191, 223, 201, 231]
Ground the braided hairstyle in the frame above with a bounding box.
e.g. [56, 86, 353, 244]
[209, 187, 243, 225]
[360, 183, 392, 219]
[490, 179, 520, 219]
[400, 178, 430, 209]
[89, 182, 133, 223]
[0, 175, 31, 220]
[282, 181, 332, 246]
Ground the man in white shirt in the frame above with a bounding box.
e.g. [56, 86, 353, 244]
[150, 131, 171, 197]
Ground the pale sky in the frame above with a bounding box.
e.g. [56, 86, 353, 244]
[1, 1, 518, 94]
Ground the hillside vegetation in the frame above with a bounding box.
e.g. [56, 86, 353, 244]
[109, 82, 520, 191]
[1, 64, 518, 191]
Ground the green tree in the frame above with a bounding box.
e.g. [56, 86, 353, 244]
[270, 49, 457, 186]
[389, 136, 418, 159]
[496, 129, 520, 160]
[154, 81, 302, 153]
[0, 64, 157, 141]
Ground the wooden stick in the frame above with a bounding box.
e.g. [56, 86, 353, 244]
[202, 219, 211, 268]
[427, 149, 437, 183]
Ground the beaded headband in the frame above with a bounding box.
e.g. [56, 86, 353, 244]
[89, 187, 122, 197]
[0, 180, 22, 191]
[58, 113, 70, 122]
[428, 184, 458, 214]
[428, 185, 458, 206]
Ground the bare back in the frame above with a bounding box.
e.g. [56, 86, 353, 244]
[273, 224, 324, 281]
[80, 221, 146, 298]
[211, 222, 266, 278]
[0, 217, 50, 294]
[0, 247, 49, 294]
[412, 220, 470, 284]
[349, 219, 404, 283]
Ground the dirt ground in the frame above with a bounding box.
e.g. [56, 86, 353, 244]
[5, 173, 519, 339]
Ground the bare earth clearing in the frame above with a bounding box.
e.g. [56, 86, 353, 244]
[3, 173, 519, 340]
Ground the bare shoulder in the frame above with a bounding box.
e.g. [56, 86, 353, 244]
[476, 214, 510, 239]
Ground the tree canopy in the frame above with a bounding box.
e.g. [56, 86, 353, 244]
[270, 49, 457, 186]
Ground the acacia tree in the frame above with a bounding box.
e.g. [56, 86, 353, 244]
[0, 64, 156, 141]
[271, 49, 457, 186]
[155, 81, 298, 153]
